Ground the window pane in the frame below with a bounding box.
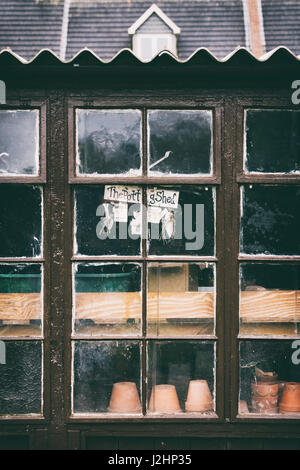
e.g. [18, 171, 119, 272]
[75, 185, 141, 256]
[240, 264, 300, 336]
[148, 110, 212, 175]
[73, 263, 142, 336]
[148, 186, 214, 256]
[76, 109, 142, 175]
[0, 185, 42, 258]
[240, 186, 300, 255]
[0, 341, 42, 415]
[147, 341, 215, 416]
[147, 263, 215, 336]
[73, 341, 141, 414]
[0, 110, 39, 176]
[0, 264, 42, 337]
[245, 110, 300, 173]
[240, 340, 300, 415]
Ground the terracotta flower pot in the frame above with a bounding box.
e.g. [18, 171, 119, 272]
[148, 384, 181, 413]
[251, 382, 279, 414]
[279, 382, 300, 414]
[108, 382, 142, 413]
[185, 380, 213, 412]
[251, 382, 279, 397]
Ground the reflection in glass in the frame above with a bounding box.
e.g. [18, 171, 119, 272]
[147, 263, 215, 336]
[240, 264, 300, 336]
[73, 341, 141, 414]
[148, 110, 212, 175]
[0, 264, 42, 337]
[240, 185, 300, 255]
[0, 110, 39, 176]
[148, 186, 214, 256]
[147, 341, 215, 415]
[73, 263, 142, 336]
[0, 185, 42, 258]
[245, 110, 300, 173]
[75, 185, 141, 256]
[0, 341, 42, 415]
[76, 109, 142, 175]
[239, 340, 300, 415]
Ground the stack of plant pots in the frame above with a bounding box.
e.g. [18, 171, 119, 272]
[251, 369, 279, 414]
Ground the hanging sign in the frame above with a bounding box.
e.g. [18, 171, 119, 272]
[104, 185, 142, 204]
[147, 188, 179, 209]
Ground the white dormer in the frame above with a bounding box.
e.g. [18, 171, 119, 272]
[128, 4, 181, 61]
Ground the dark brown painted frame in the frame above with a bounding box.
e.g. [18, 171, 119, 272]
[230, 95, 300, 424]
[65, 96, 225, 423]
[0, 96, 50, 423]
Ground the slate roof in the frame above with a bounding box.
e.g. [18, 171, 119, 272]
[0, 0, 299, 62]
[0, 0, 64, 59]
[262, 0, 300, 55]
[66, 0, 246, 60]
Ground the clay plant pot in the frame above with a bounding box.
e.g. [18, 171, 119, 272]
[148, 384, 182, 413]
[239, 400, 250, 414]
[251, 382, 279, 414]
[251, 382, 279, 397]
[279, 382, 300, 414]
[185, 380, 213, 412]
[108, 382, 142, 413]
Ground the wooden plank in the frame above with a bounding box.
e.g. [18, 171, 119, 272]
[0, 293, 41, 322]
[75, 291, 214, 324]
[240, 290, 300, 323]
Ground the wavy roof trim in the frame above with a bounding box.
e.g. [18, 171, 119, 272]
[0, 46, 299, 66]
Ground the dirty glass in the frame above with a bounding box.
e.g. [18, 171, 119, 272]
[240, 264, 300, 337]
[0, 264, 42, 337]
[148, 186, 214, 256]
[75, 185, 141, 256]
[147, 263, 215, 336]
[0, 185, 42, 258]
[239, 340, 300, 415]
[0, 341, 42, 415]
[148, 110, 212, 175]
[73, 341, 141, 414]
[73, 263, 142, 336]
[240, 185, 300, 255]
[147, 341, 215, 415]
[245, 110, 300, 173]
[76, 109, 142, 175]
[0, 110, 39, 176]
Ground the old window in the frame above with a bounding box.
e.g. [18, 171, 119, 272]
[0, 102, 46, 418]
[69, 100, 220, 417]
[237, 102, 300, 417]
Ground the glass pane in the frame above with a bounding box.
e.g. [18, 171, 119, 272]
[147, 263, 215, 336]
[240, 264, 300, 336]
[74, 263, 142, 336]
[73, 341, 141, 415]
[0, 110, 39, 176]
[148, 110, 212, 175]
[148, 186, 214, 256]
[75, 185, 141, 256]
[76, 109, 142, 175]
[0, 185, 42, 258]
[0, 264, 42, 337]
[240, 340, 300, 415]
[245, 110, 300, 173]
[240, 185, 300, 255]
[147, 341, 215, 416]
[0, 341, 42, 415]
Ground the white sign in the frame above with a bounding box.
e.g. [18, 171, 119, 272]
[112, 202, 128, 222]
[104, 185, 142, 204]
[147, 188, 179, 209]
